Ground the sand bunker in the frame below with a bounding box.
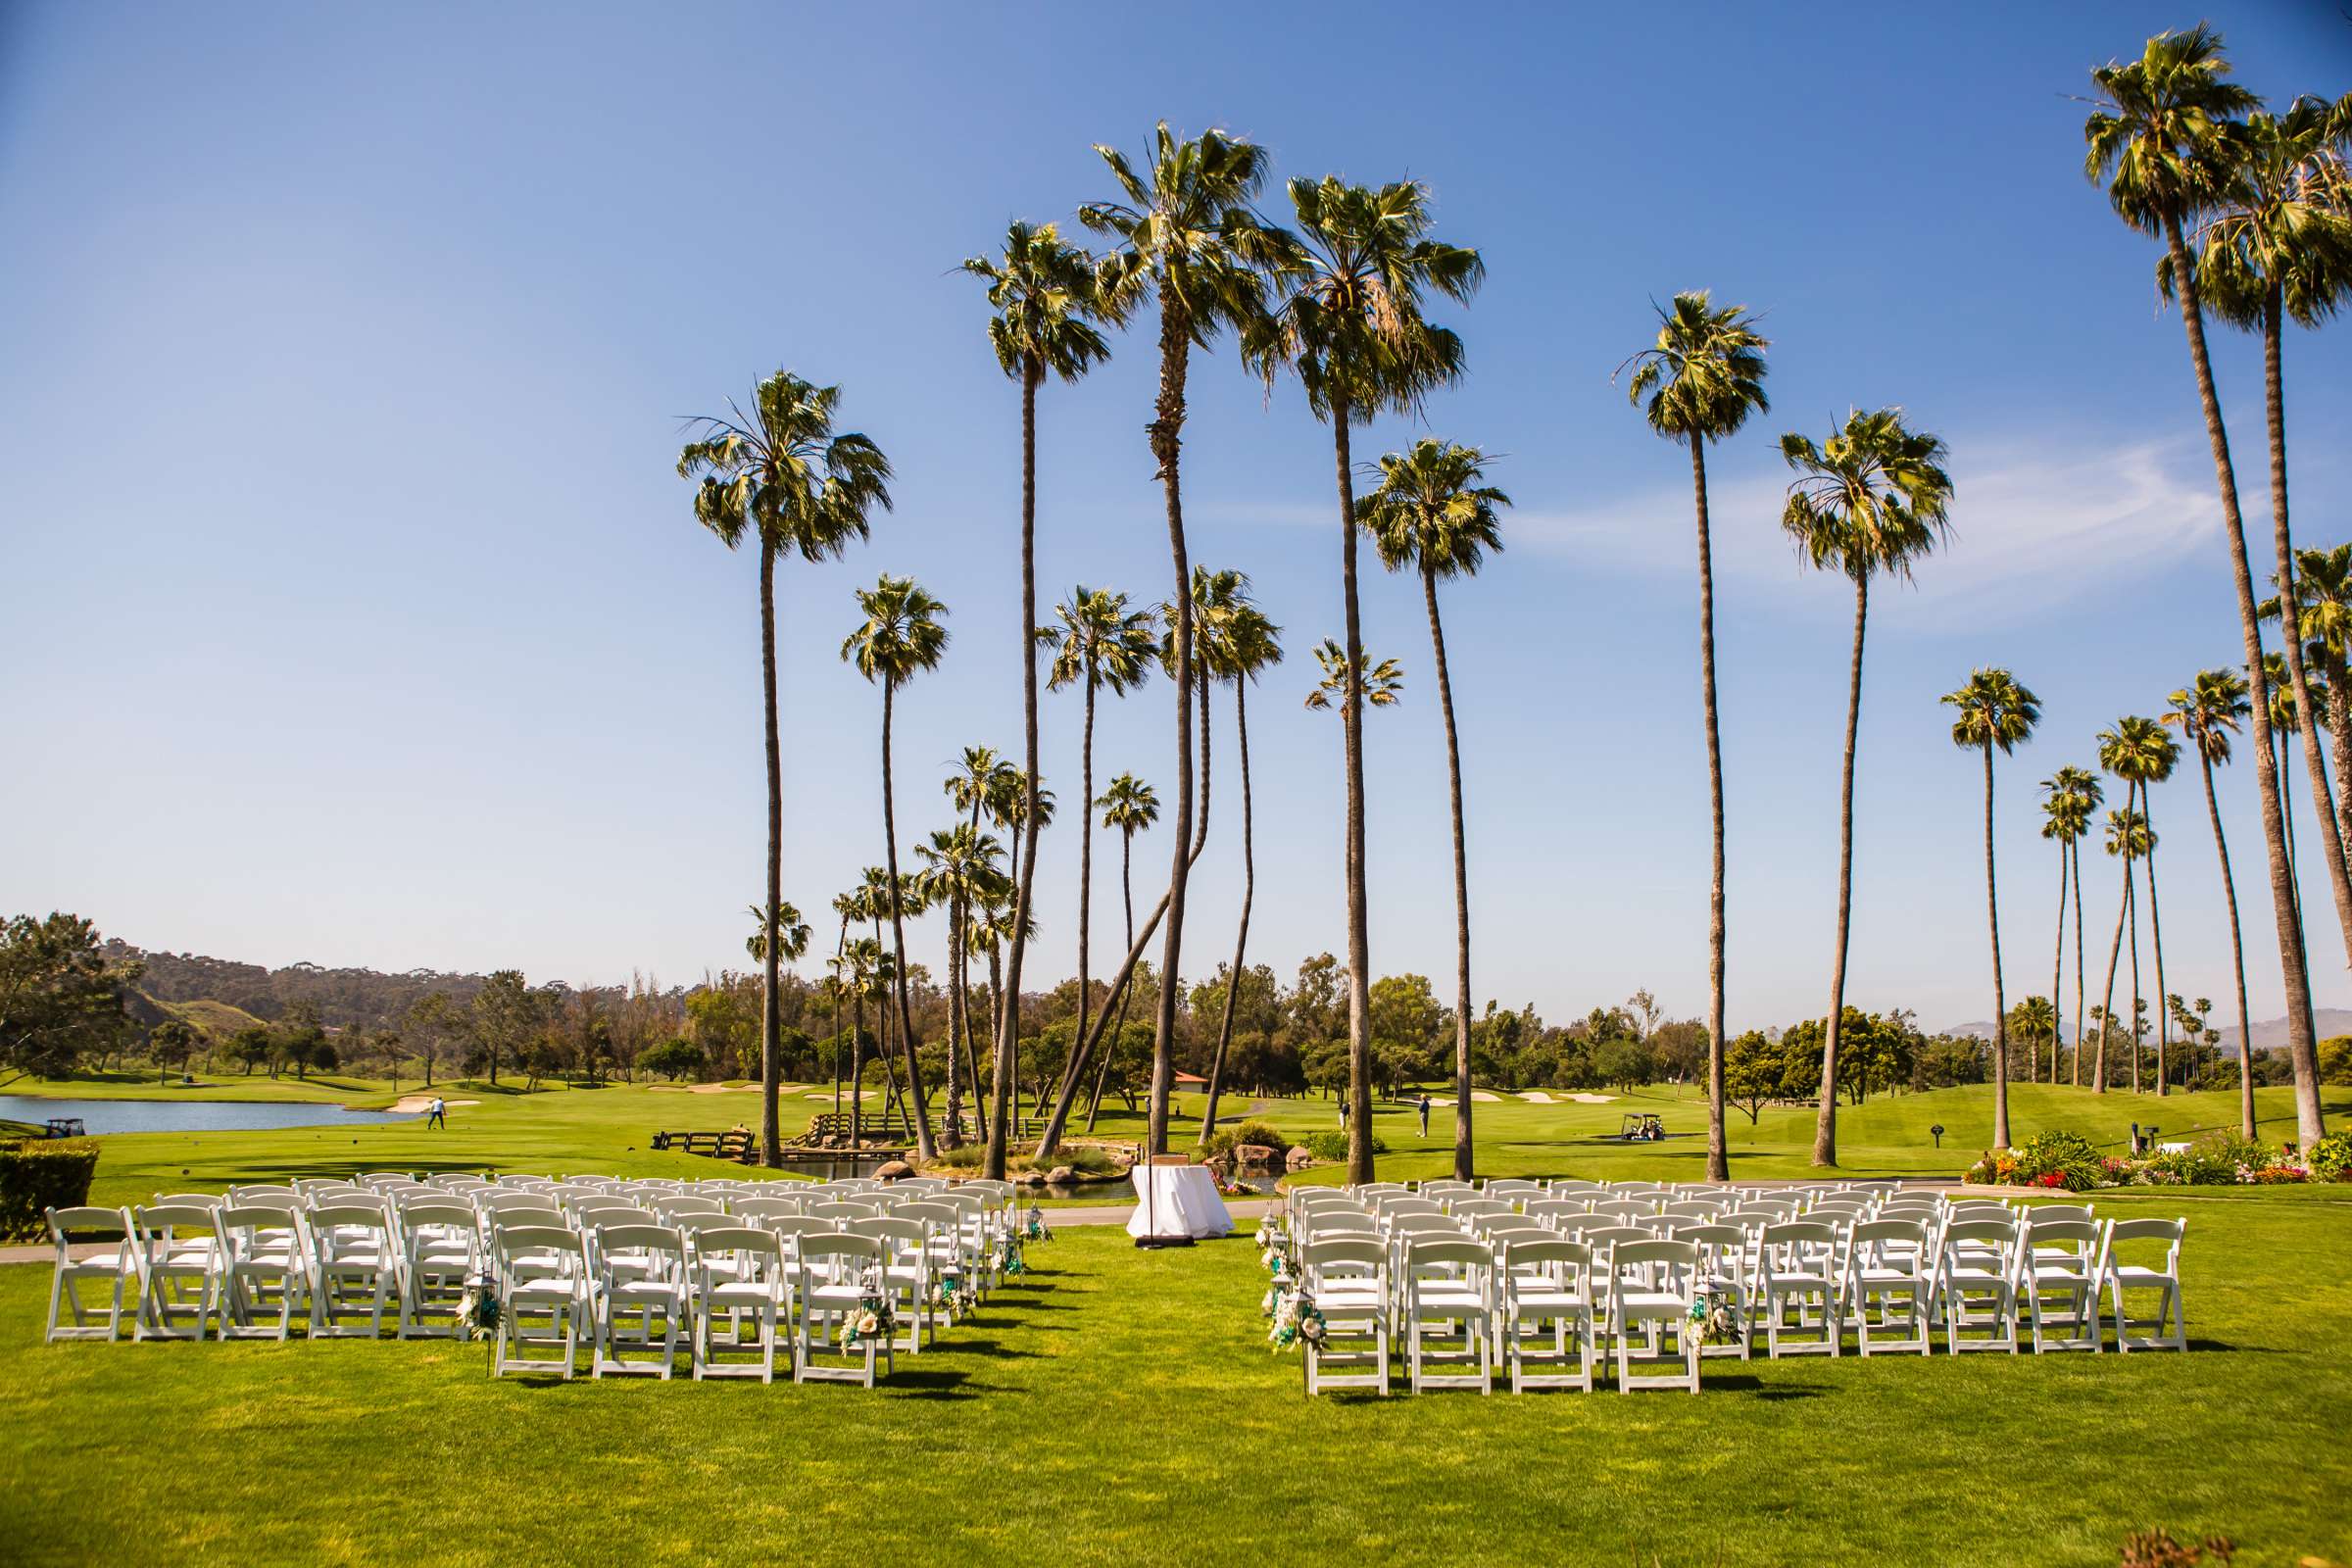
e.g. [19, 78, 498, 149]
[1566, 1093, 1616, 1103]
[1520, 1091, 1555, 1102]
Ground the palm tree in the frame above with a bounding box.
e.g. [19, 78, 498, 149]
[1248, 176, 1481, 1187]
[827, 887, 864, 1116]
[2102, 716, 2182, 1094]
[2284, 545, 2352, 846]
[1085, 773, 1160, 1130]
[2257, 650, 2320, 943]
[2096, 808, 2154, 1093]
[1781, 408, 1954, 1165]
[854, 864, 910, 1132]
[913, 822, 1008, 1149]
[2165, 668, 2259, 1136]
[2185, 96, 2352, 973]
[840, 574, 951, 1159]
[1357, 438, 1508, 1181]
[1195, 587, 1284, 1147]
[1943, 669, 2041, 1148]
[2040, 766, 2103, 1084]
[839, 936, 888, 1148]
[1045, 586, 1159, 1110]
[2086, 26, 2326, 1148]
[982, 766, 1052, 1054]
[677, 370, 892, 1168]
[1618, 291, 1771, 1186]
[744, 901, 810, 968]
[1082, 124, 1286, 1156]
[962, 220, 1109, 1181]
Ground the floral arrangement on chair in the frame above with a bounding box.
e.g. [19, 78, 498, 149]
[1266, 1289, 1327, 1353]
[454, 1271, 502, 1355]
[930, 1265, 972, 1317]
[837, 1266, 897, 1350]
[1024, 1203, 1053, 1242]
[997, 1232, 1026, 1278]
[1686, 1284, 1734, 1348]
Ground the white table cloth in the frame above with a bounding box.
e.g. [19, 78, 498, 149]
[1125, 1163, 1233, 1240]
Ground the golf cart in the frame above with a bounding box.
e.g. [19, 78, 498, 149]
[1619, 1112, 1665, 1142]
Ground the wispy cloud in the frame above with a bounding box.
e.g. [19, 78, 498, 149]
[1512, 437, 2220, 624]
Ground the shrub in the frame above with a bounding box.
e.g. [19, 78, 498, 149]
[1022, 1146, 1120, 1177]
[2142, 1135, 2242, 1187]
[2310, 1129, 2352, 1183]
[2009, 1129, 2105, 1192]
[0, 1140, 100, 1242]
[1301, 1131, 1386, 1162]
[1230, 1119, 1284, 1152]
[926, 1144, 988, 1169]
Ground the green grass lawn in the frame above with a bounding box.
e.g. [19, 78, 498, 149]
[3, 1187, 2346, 1567]
[20, 1075, 2346, 1211]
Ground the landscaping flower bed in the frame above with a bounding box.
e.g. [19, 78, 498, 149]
[1963, 1128, 2334, 1191]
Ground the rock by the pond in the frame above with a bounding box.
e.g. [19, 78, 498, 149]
[873, 1159, 916, 1181]
[1046, 1165, 1076, 1185]
[1285, 1145, 1314, 1170]
[1233, 1143, 1280, 1171]
[1013, 1167, 1047, 1186]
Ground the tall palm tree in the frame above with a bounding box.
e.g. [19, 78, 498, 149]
[1045, 586, 1159, 1109]
[2086, 27, 2326, 1148]
[1618, 291, 1771, 1186]
[2257, 650, 2321, 943]
[2165, 668, 2259, 1136]
[962, 220, 1109, 1180]
[2040, 766, 2102, 1084]
[839, 935, 887, 1148]
[1248, 176, 1481, 1187]
[854, 864, 910, 1132]
[981, 767, 1052, 1058]
[1195, 590, 1284, 1147]
[1943, 669, 2041, 1148]
[1781, 408, 1954, 1165]
[2283, 545, 2352, 846]
[967, 885, 1036, 1121]
[1082, 124, 1285, 1156]
[840, 574, 951, 1159]
[1357, 438, 1508, 1181]
[2102, 716, 2182, 1094]
[827, 887, 864, 1116]
[744, 901, 810, 968]
[2096, 807, 2154, 1093]
[2185, 96, 2352, 972]
[677, 370, 893, 1168]
[1085, 773, 1160, 1130]
[913, 822, 1008, 1149]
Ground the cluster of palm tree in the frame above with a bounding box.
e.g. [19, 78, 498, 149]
[670, 32, 2341, 1179]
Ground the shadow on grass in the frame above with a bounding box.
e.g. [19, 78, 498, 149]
[886, 1365, 983, 1399]
[1700, 1374, 1828, 1400]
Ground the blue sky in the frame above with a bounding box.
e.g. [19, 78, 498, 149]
[4, 1, 2349, 1033]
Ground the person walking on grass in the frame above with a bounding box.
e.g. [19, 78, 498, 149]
[1418, 1093, 1431, 1138]
[427, 1097, 446, 1130]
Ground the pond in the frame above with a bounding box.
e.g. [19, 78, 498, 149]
[0, 1096, 421, 1135]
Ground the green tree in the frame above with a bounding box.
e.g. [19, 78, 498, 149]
[2281, 545, 2352, 850]
[1781, 407, 1954, 1164]
[2165, 668, 2260, 1136]
[1358, 437, 1507, 1180]
[2085, 24, 2324, 1148]
[2040, 766, 2102, 1084]
[678, 369, 892, 1166]
[1618, 290, 1771, 1182]
[639, 1037, 706, 1083]
[1195, 584, 1284, 1144]
[1943, 668, 2041, 1147]
[147, 1017, 198, 1083]
[0, 913, 142, 1078]
[1248, 174, 1481, 1186]
[841, 573, 951, 1159]
[1082, 123, 1285, 1155]
[1723, 1028, 1784, 1123]
[2095, 808, 2154, 1093]
[470, 969, 540, 1088]
[1045, 585, 1159, 1110]
[912, 822, 1008, 1149]
[962, 220, 1109, 1180]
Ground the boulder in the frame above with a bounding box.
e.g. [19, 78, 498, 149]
[1233, 1143, 1280, 1171]
[1013, 1168, 1047, 1186]
[1046, 1165, 1076, 1185]
[873, 1159, 916, 1181]
[1285, 1146, 1314, 1171]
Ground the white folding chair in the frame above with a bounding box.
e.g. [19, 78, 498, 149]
[591, 1223, 691, 1379]
[1843, 1218, 1934, 1356]
[396, 1200, 481, 1339]
[1401, 1237, 1493, 1395]
[492, 1225, 591, 1378]
[1298, 1235, 1390, 1396]
[131, 1201, 224, 1342]
[1938, 1217, 2023, 1354]
[218, 1204, 313, 1342]
[306, 1202, 395, 1339]
[694, 1226, 792, 1383]
[795, 1233, 892, 1388]
[44, 1205, 137, 1343]
[1497, 1236, 1595, 1393]
[2023, 1216, 2108, 1354]
[1757, 1220, 1843, 1358]
[2104, 1217, 2187, 1352]
[1607, 1238, 1701, 1394]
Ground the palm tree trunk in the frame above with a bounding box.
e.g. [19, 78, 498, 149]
[848, 986, 864, 1149]
[2196, 750, 2257, 1139]
[941, 887, 965, 1150]
[1983, 745, 2011, 1149]
[1146, 310, 1195, 1158]
[2097, 837, 2128, 1094]
[2328, 649, 2352, 859]
[2259, 285, 2352, 982]
[1075, 674, 1098, 1090]
[757, 539, 784, 1169]
[831, 917, 848, 1117]
[1416, 566, 1477, 1184]
[2046, 835, 2066, 1088]
[2127, 866, 2141, 1095]
[2072, 838, 2086, 1086]
[2279, 728, 2307, 956]
[2145, 798, 2170, 1099]
[879, 681, 936, 1160]
[1199, 677, 1255, 1146]
[1332, 400, 1376, 1185]
[1812, 574, 1869, 1166]
[1690, 434, 1731, 1181]
[987, 360, 1045, 1182]
[1087, 832, 1138, 1132]
[2162, 216, 2324, 1149]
